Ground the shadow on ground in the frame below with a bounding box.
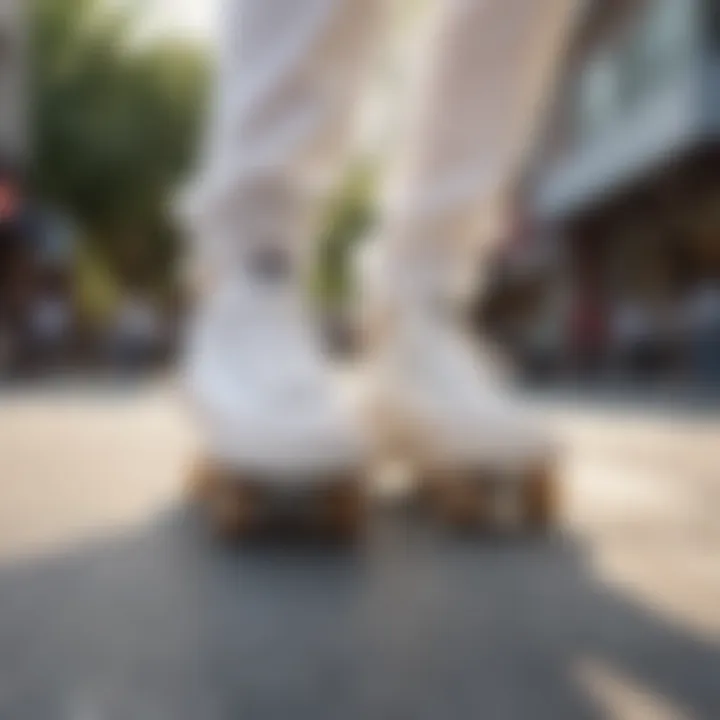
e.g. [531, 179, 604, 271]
[0, 507, 718, 719]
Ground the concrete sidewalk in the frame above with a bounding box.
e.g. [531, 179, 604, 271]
[0, 382, 718, 718]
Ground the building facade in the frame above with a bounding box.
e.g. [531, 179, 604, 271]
[485, 0, 720, 383]
[533, 0, 720, 291]
[0, 0, 31, 375]
[0, 0, 26, 164]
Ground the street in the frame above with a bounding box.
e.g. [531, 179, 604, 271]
[0, 381, 718, 719]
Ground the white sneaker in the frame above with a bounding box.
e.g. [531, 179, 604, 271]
[185, 251, 367, 484]
[359, 242, 558, 528]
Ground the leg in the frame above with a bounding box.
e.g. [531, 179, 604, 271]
[365, 0, 574, 529]
[185, 0, 382, 539]
[189, 0, 383, 280]
[385, 0, 576, 278]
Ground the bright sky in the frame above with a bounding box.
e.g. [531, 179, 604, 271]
[136, 0, 219, 41]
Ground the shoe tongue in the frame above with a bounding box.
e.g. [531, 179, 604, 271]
[368, 240, 479, 311]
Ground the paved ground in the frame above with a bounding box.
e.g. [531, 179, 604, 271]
[0, 381, 718, 719]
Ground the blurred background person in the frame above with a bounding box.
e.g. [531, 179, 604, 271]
[610, 296, 655, 381]
[109, 290, 165, 374]
[682, 279, 720, 388]
[27, 281, 72, 372]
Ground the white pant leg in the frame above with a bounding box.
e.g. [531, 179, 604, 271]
[383, 0, 576, 293]
[189, 0, 382, 279]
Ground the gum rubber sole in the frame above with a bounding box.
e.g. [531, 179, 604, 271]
[188, 459, 366, 542]
[520, 461, 559, 532]
[422, 470, 494, 529]
[421, 461, 560, 532]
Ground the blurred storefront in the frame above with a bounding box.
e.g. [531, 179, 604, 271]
[0, 0, 29, 374]
[0, 183, 77, 377]
[484, 0, 720, 387]
[0, 1, 79, 376]
[0, 0, 27, 161]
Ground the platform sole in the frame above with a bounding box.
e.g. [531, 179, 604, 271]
[188, 459, 367, 542]
[421, 459, 560, 532]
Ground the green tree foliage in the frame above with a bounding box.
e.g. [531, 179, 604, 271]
[315, 160, 377, 306]
[32, 0, 211, 292]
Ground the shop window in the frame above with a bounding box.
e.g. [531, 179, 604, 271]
[575, 52, 619, 140]
[639, 0, 695, 77]
[621, 0, 698, 109]
[708, 0, 720, 51]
